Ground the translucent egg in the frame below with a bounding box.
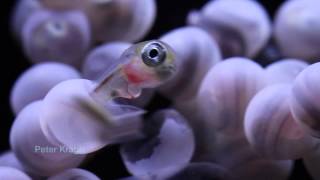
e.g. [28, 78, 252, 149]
[290, 62, 320, 137]
[86, 0, 156, 43]
[188, 0, 271, 58]
[38, 0, 156, 43]
[22, 9, 91, 67]
[245, 84, 318, 159]
[10, 101, 85, 176]
[10, 62, 81, 114]
[197, 57, 266, 135]
[120, 109, 195, 180]
[274, 0, 320, 62]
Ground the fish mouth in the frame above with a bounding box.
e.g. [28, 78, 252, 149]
[126, 84, 142, 99]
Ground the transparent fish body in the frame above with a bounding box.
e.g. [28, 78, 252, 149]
[40, 40, 177, 154]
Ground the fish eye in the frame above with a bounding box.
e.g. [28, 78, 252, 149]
[141, 42, 167, 67]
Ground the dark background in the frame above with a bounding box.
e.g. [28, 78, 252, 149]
[0, 0, 313, 179]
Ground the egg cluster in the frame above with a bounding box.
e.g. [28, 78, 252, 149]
[2, 0, 320, 180]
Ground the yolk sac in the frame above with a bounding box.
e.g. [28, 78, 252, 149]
[47, 168, 100, 180]
[10, 62, 81, 115]
[166, 162, 231, 180]
[22, 9, 91, 67]
[120, 109, 195, 180]
[10, 101, 85, 177]
[245, 84, 319, 160]
[265, 59, 309, 85]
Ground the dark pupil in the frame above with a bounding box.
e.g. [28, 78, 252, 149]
[142, 43, 166, 67]
[51, 20, 64, 31]
[53, 22, 62, 30]
[149, 49, 159, 58]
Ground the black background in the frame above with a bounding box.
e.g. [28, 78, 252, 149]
[0, 0, 314, 179]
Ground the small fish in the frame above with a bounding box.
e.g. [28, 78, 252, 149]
[92, 40, 177, 101]
[81, 40, 176, 132]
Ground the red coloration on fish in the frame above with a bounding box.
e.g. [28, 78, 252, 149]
[122, 63, 153, 85]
